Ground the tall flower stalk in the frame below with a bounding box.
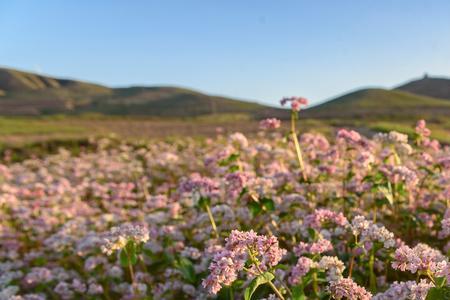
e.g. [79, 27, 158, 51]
[281, 96, 309, 181]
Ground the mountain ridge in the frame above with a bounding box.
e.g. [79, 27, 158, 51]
[394, 74, 450, 100]
[2, 67, 450, 120]
[0, 67, 283, 118]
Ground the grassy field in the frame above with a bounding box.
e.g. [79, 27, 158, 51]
[1, 114, 449, 157]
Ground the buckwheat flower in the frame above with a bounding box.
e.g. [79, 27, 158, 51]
[372, 281, 415, 300]
[329, 278, 372, 300]
[87, 283, 104, 295]
[202, 230, 286, 294]
[438, 156, 450, 168]
[71, 278, 86, 293]
[356, 151, 375, 169]
[337, 129, 362, 144]
[431, 260, 450, 284]
[182, 284, 196, 296]
[388, 131, 409, 144]
[107, 265, 124, 279]
[374, 131, 408, 145]
[415, 120, 431, 137]
[304, 209, 349, 231]
[439, 209, 450, 239]
[392, 243, 444, 274]
[260, 118, 281, 130]
[229, 132, 249, 149]
[351, 216, 370, 236]
[424, 138, 440, 151]
[383, 165, 419, 186]
[24, 267, 53, 285]
[0, 286, 19, 299]
[354, 217, 395, 249]
[399, 144, 414, 158]
[178, 173, 219, 201]
[0, 271, 22, 289]
[289, 257, 314, 285]
[225, 172, 248, 199]
[11, 294, 46, 300]
[409, 279, 434, 300]
[129, 283, 147, 296]
[318, 256, 345, 282]
[84, 256, 107, 272]
[280, 96, 308, 111]
[294, 238, 333, 256]
[181, 247, 202, 260]
[54, 282, 74, 299]
[101, 223, 149, 255]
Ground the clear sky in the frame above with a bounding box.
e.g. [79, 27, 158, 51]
[1, 1, 450, 106]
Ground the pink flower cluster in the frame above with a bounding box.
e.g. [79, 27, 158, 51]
[288, 256, 314, 285]
[294, 238, 333, 256]
[337, 128, 362, 144]
[373, 280, 434, 300]
[415, 120, 431, 137]
[329, 278, 372, 300]
[280, 96, 308, 111]
[202, 230, 286, 294]
[259, 118, 281, 130]
[303, 208, 349, 231]
[392, 243, 445, 274]
[178, 173, 219, 200]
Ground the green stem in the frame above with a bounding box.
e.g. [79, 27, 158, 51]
[124, 248, 137, 295]
[205, 204, 219, 239]
[312, 271, 319, 296]
[266, 279, 285, 300]
[291, 111, 307, 182]
[369, 249, 376, 292]
[248, 250, 285, 300]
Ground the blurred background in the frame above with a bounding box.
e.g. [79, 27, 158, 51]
[1, 0, 450, 151]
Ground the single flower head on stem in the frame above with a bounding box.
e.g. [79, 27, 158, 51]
[280, 96, 308, 112]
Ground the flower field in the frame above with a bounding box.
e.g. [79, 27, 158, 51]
[1, 99, 450, 299]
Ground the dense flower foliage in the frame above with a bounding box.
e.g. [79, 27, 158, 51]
[0, 116, 449, 299]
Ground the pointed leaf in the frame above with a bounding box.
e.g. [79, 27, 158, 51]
[244, 272, 275, 300]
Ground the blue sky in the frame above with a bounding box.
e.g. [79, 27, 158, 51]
[1, 1, 450, 106]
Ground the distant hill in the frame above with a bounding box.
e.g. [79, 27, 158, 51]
[395, 75, 450, 100]
[2, 67, 450, 121]
[0, 67, 284, 118]
[303, 88, 450, 120]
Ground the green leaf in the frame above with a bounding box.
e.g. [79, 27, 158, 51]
[229, 165, 240, 172]
[198, 196, 211, 209]
[248, 201, 262, 217]
[217, 286, 234, 300]
[119, 241, 138, 267]
[292, 285, 306, 300]
[378, 185, 394, 206]
[435, 276, 447, 288]
[175, 257, 197, 284]
[219, 153, 240, 166]
[244, 272, 275, 300]
[426, 286, 450, 300]
[260, 198, 275, 212]
[307, 228, 317, 240]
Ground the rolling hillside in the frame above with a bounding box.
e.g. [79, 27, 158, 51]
[2, 67, 450, 122]
[303, 88, 450, 120]
[395, 75, 450, 100]
[0, 67, 284, 118]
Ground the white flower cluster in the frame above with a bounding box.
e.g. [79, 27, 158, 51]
[318, 256, 345, 281]
[351, 216, 395, 248]
[101, 224, 149, 255]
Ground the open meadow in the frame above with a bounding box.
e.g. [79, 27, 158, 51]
[1, 100, 450, 299]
